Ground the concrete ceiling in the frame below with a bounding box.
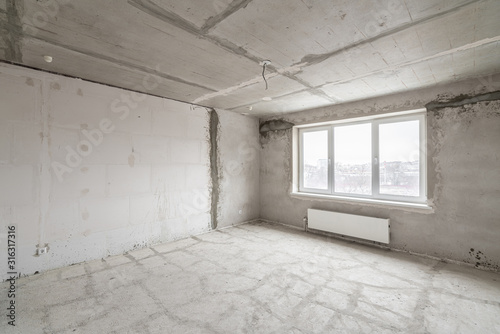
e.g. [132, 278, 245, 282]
[1, 0, 499, 116]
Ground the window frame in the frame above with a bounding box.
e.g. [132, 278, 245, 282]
[299, 125, 332, 195]
[296, 110, 427, 205]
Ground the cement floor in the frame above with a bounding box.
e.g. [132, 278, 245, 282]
[1, 221, 500, 333]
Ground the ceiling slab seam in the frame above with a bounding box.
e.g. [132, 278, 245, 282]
[215, 0, 497, 110]
[10, 28, 217, 93]
[152, 0, 486, 106]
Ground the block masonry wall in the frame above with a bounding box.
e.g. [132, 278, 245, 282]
[0, 63, 260, 278]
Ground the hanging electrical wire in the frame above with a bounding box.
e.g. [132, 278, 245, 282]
[261, 60, 271, 90]
[262, 63, 268, 90]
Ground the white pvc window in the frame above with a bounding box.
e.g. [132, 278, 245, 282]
[298, 111, 427, 204]
[302, 129, 329, 191]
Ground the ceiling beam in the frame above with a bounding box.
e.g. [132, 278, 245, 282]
[22, 32, 218, 93]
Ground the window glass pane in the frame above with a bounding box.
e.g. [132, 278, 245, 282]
[303, 130, 328, 189]
[379, 120, 420, 197]
[334, 124, 372, 195]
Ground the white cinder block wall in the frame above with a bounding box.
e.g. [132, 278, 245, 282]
[0, 63, 260, 278]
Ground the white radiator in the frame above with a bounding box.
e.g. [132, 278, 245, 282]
[307, 209, 390, 244]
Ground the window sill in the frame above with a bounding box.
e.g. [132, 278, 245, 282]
[290, 192, 434, 213]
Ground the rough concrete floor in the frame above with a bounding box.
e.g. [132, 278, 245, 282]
[1, 221, 500, 333]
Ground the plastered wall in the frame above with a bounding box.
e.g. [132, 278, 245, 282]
[217, 110, 260, 228]
[0, 63, 260, 279]
[260, 76, 500, 270]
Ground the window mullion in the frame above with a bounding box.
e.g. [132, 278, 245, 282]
[329, 126, 334, 194]
[299, 130, 304, 191]
[419, 115, 427, 201]
[372, 122, 379, 197]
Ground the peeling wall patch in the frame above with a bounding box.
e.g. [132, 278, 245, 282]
[209, 108, 220, 230]
[425, 91, 500, 110]
[259, 119, 295, 134]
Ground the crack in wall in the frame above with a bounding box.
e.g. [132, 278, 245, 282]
[209, 108, 220, 230]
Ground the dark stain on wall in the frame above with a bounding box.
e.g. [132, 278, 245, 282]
[3, 0, 23, 62]
[259, 119, 294, 148]
[425, 91, 500, 111]
[468, 248, 499, 271]
[209, 108, 220, 230]
[259, 119, 295, 134]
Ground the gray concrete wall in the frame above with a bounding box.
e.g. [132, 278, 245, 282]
[218, 109, 260, 228]
[260, 75, 500, 271]
[0, 63, 260, 278]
